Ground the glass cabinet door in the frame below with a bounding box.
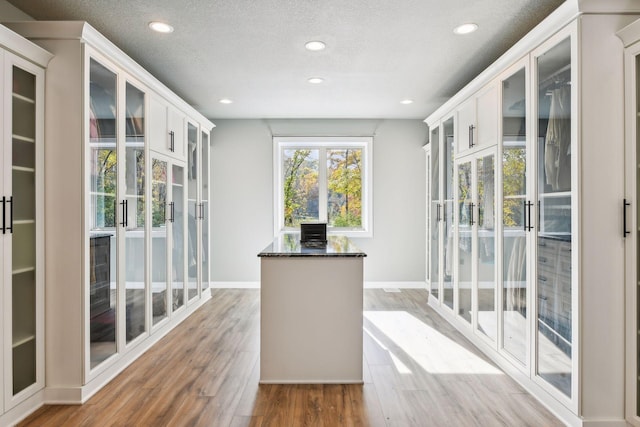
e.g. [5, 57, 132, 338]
[88, 59, 118, 368]
[151, 158, 168, 325]
[442, 118, 455, 310]
[457, 160, 472, 323]
[9, 63, 38, 395]
[501, 67, 528, 364]
[124, 82, 146, 344]
[187, 122, 198, 301]
[430, 127, 440, 300]
[476, 153, 496, 342]
[172, 164, 185, 311]
[535, 36, 572, 398]
[200, 131, 209, 293]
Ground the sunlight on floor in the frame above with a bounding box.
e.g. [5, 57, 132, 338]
[364, 310, 504, 375]
[364, 327, 413, 374]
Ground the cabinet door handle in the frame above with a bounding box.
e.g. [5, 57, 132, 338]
[169, 130, 175, 152]
[526, 201, 534, 231]
[523, 200, 527, 232]
[1, 196, 5, 234]
[469, 124, 475, 148]
[624, 198, 631, 238]
[120, 200, 128, 227]
[7, 196, 13, 234]
[169, 201, 175, 223]
[436, 203, 441, 222]
[469, 202, 475, 225]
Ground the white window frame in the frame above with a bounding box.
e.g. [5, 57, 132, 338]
[273, 136, 373, 237]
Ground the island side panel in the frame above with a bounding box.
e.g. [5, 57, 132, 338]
[260, 256, 364, 383]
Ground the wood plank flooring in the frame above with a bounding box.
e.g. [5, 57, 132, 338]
[19, 289, 564, 426]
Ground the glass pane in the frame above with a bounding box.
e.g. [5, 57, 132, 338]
[502, 68, 527, 363]
[172, 164, 185, 311]
[327, 148, 362, 228]
[457, 161, 472, 323]
[201, 132, 210, 292]
[11, 64, 37, 394]
[283, 149, 319, 227]
[536, 37, 572, 397]
[151, 159, 168, 325]
[477, 155, 496, 341]
[442, 118, 455, 309]
[89, 59, 117, 368]
[125, 83, 146, 344]
[187, 123, 198, 301]
[430, 127, 440, 299]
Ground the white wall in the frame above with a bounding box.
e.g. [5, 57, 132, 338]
[210, 119, 428, 285]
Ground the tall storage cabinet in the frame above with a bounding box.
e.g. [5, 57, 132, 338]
[425, 2, 640, 425]
[5, 21, 215, 404]
[618, 17, 640, 427]
[0, 24, 51, 426]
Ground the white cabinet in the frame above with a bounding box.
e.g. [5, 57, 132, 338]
[149, 94, 186, 160]
[426, 3, 640, 425]
[456, 84, 498, 153]
[0, 25, 51, 426]
[617, 17, 640, 427]
[6, 21, 214, 404]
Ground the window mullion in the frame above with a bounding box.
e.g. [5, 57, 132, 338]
[318, 147, 328, 223]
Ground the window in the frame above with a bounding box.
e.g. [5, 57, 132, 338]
[274, 137, 372, 237]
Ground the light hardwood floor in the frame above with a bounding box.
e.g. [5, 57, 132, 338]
[19, 289, 564, 426]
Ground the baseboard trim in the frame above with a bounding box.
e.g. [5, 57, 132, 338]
[581, 420, 627, 427]
[0, 389, 45, 426]
[212, 281, 428, 289]
[212, 281, 260, 288]
[364, 281, 427, 289]
[43, 293, 211, 406]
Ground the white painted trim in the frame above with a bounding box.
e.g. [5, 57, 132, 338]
[364, 281, 427, 289]
[428, 298, 582, 427]
[272, 136, 373, 238]
[212, 281, 260, 289]
[47, 293, 210, 405]
[0, 24, 52, 67]
[212, 281, 427, 289]
[3, 21, 213, 131]
[0, 389, 45, 427]
[259, 379, 364, 384]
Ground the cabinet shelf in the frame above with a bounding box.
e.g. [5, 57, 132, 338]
[14, 219, 35, 225]
[12, 92, 35, 104]
[13, 134, 35, 143]
[539, 191, 571, 198]
[12, 333, 36, 349]
[13, 266, 35, 275]
[13, 165, 35, 173]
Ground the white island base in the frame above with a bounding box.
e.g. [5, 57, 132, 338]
[259, 256, 364, 384]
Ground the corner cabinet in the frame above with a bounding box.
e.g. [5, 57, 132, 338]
[5, 21, 215, 404]
[0, 24, 51, 426]
[425, 2, 640, 425]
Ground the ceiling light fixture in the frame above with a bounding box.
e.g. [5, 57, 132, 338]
[148, 21, 174, 33]
[453, 23, 478, 35]
[305, 40, 326, 51]
[307, 77, 325, 84]
[219, 98, 233, 104]
[400, 99, 414, 105]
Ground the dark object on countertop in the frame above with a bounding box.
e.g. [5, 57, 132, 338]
[300, 222, 327, 247]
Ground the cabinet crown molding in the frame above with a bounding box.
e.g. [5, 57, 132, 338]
[4, 20, 214, 131]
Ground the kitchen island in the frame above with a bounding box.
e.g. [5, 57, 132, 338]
[258, 234, 366, 384]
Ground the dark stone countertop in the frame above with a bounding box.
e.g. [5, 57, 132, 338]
[258, 233, 367, 257]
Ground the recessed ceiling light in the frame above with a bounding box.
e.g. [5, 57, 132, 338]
[305, 41, 326, 51]
[307, 77, 325, 84]
[400, 99, 414, 105]
[453, 23, 478, 35]
[219, 98, 233, 104]
[148, 21, 174, 33]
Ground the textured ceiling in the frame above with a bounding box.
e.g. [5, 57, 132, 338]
[4, 0, 564, 120]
